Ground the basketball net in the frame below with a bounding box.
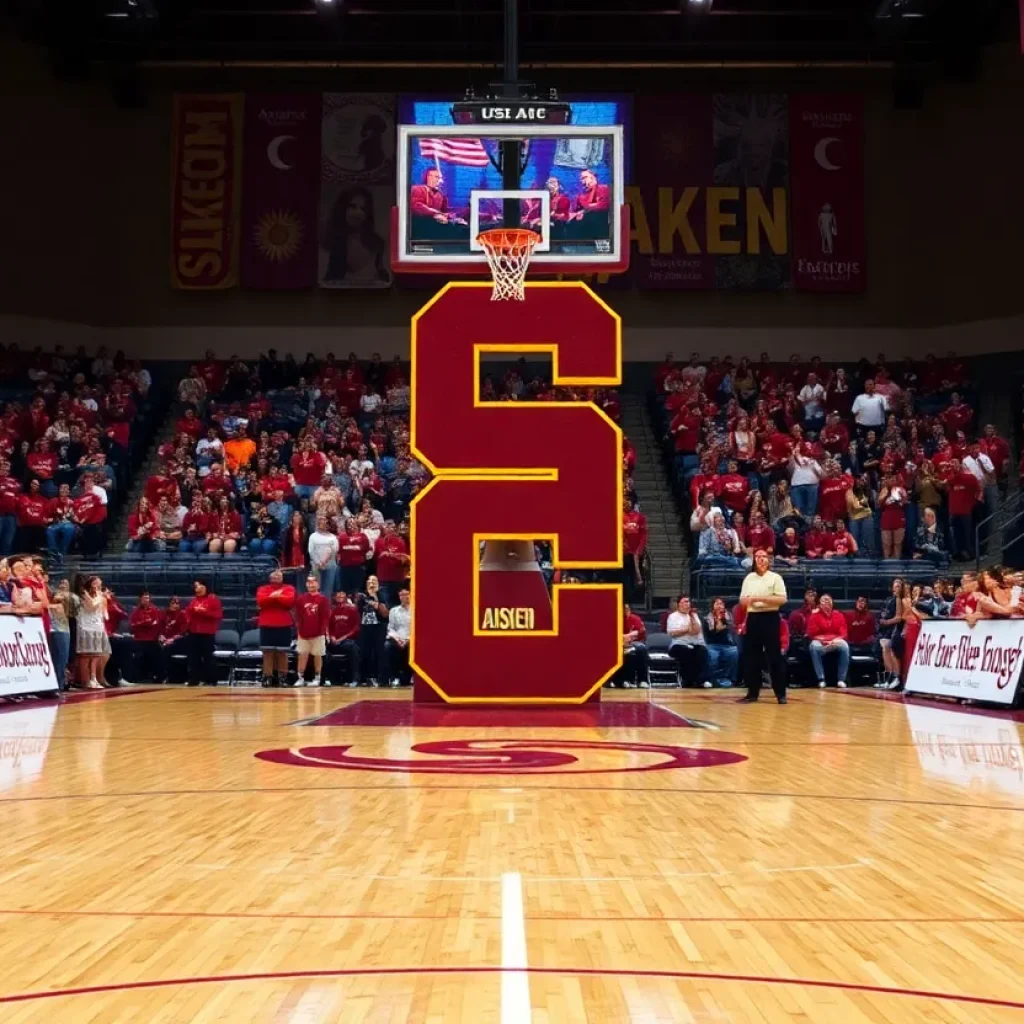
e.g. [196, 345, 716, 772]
[477, 228, 540, 301]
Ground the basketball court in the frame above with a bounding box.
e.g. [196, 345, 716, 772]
[0, 687, 1022, 1020]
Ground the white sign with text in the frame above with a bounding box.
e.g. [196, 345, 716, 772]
[907, 619, 1024, 705]
[0, 616, 57, 697]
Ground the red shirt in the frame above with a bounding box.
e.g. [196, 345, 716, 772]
[146, 475, 180, 507]
[747, 523, 775, 551]
[845, 610, 877, 644]
[715, 474, 749, 513]
[940, 402, 973, 436]
[161, 609, 188, 642]
[788, 606, 816, 637]
[947, 471, 981, 516]
[73, 491, 107, 525]
[622, 511, 648, 556]
[211, 510, 243, 537]
[291, 450, 328, 487]
[980, 436, 1011, 476]
[807, 608, 848, 644]
[820, 423, 850, 455]
[294, 593, 330, 639]
[761, 432, 794, 469]
[182, 511, 209, 538]
[330, 603, 361, 642]
[818, 474, 852, 521]
[262, 472, 293, 499]
[185, 595, 223, 635]
[670, 410, 701, 453]
[130, 605, 165, 642]
[0, 475, 21, 517]
[374, 534, 409, 583]
[105, 598, 128, 636]
[623, 612, 647, 642]
[201, 472, 230, 497]
[16, 493, 49, 527]
[256, 584, 297, 628]
[338, 531, 370, 567]
[176, 416, 203, 440]
[47, 496, 74, 522]
[804, 530, 828, 559]
[27, 452, 57, 480]
[128, 509, 160, 539]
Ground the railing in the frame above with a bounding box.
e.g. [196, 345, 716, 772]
[975, 490, 1024, 571]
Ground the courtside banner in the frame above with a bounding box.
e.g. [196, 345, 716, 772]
[907, 619, 1024, 706]
[0, 616, 56, 697]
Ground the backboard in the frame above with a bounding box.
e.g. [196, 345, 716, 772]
[391, 123, 628, 276]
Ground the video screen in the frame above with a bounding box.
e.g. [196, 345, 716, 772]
[400, 97, 629, 260]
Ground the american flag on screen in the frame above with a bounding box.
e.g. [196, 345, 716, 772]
[418, 136, 491, 168]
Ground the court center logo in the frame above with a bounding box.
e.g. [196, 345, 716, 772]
[254, 738, 747, 775]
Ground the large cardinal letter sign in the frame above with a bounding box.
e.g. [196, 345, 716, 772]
[410, 282, 623, 703]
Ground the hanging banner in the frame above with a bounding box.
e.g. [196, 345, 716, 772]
[711, 93, 790, 290]
[629, 94, 715, 290]
[906, 619, 1024, 706]
[318, 94, 396, 289]
[790, 94, 866, 293]
[240, 94, 321, 290]
[170, 94, 243, 290]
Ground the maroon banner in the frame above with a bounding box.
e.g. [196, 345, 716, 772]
[629, 94, 715, 289]
[170, 94, 242, 290]
[790, 94, 866, 293]
[240, 94, 321, 290]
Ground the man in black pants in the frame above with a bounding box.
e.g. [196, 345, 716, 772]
[737, 548, 789, 704]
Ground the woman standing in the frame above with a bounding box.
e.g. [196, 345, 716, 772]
[877, 577, 905, 689]
[878, 473, 908, 559]
[897, 583, 927, 691]
[76, 575, 111, 690]
[845, 478, 874, 556]
[47, 576, 73, 692]
[281, 510, 308, 584]
[356, 574, 389, 686]
[184, 578, 224, 686]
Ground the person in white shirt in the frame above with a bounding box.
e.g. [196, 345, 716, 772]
[850, 379, 888, 436]
[789, 448, 823, 520]
[689, 490, 724, 536]
[385, 587, 412, 687]
[797, 372, 827, 433]
[666, 596, 711, 688]
[964, 441, 999, 551]
[308, 516, 340, 597]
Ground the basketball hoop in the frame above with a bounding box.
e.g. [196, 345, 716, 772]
[477, 227, 540, 301]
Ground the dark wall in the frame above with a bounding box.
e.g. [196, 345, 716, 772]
[3, 34, 1024, 342]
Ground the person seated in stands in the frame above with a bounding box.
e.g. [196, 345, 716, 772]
[666, 596, 710, 689]
[384, 587, 412, 687]
[696, 511, 741, 567]
[247, 502, 279, 556]
[72, 472, 108, 558]
[201, 461, 231, 500]
[703, 597, 738, 688]
[823, 518, 858, 559]
[689, 490, 722, 538]
[775, 525, 802, 565]
[619, 602, 649, 689]
[806, 593, 850, 689]
[767, 479, 803, 534]
[803, 516, 830, 560]
[16, 478, 49, 553]
[129, 591, 165, 683]
[328, 590, 361, 687]
[208, 495, 243, 555]
[180, 494, 210, 555]
[223, 425, 256, 476]
[845, 595, 879, 670]
[127, 496, 163, 553]
[714, 460, 754, 523]
[912, 506, 946, 565]
[155, 495, 183, 551]
[742, 512, 776, 568]
[785, 588, 818, 684]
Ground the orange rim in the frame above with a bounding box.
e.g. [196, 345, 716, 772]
[476, 228, 540, 252]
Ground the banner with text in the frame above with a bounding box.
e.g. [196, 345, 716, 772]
[907, 619, 1024, 706]
[790, 94, 866, 293]
[631, 93, 790, 290]
[170, 94, 243, 290]
[241, 94, 321, 290]
[0, 616, 57, 698]
[318, 94, 396, 289]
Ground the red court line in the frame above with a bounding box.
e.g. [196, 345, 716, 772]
[1, 784, 1021, 814]
[0, 907, 1021, 926]
[1, 965, 1022, 1010]
[829, 688, 1024, 721]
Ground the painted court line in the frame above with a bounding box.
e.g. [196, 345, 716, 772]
[501, 873, 531, 1024]
[0, 965, 1022, 1011]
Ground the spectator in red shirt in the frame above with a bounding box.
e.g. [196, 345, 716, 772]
[27, 439, 58, 497]
[845, 595, 879, 669]
[715, 460, 753, 518]
[46, 482, 77, 562]
[940, 392, 973, 437]
[622, 498, 648, 604]
[157, 596, 188, 683]
[619, 602, 649, 688]
[824, 519, 858, 559]
[979, 424, 1011, 479]
[0, 457, 21, 556]
[295, 575, 331, 687]
[145, 469, 181, 509]
[291, 438, 329, 502]
[208, 495, 242, 555]
[669, 403, 702, 460]
[803, 516, 829, 560]
[328, 590, 362, 687]
[129, 591, 165, 683]
[256, 568, 296, 688]
[16, 479, 50, 552]
[787, 589, 818, 640]
[806, 593, 850, 688]
[337, 517, 371, 596]
[184, 578, 224, 686]
[73, 473, 108, 558]
[817, 462, 853, 523]
[180, 495, 211, 555]
[744, 513, 776, 565]
[374, 521, 410, 605]
[878, 473, 909, 559]
[945, 458, 982, 561]
[127, 496, 163, 554]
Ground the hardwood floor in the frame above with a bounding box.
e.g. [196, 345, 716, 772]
[0, 685, 1021, 1022]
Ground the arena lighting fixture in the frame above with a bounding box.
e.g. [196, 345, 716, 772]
[685, 0, 713, 9]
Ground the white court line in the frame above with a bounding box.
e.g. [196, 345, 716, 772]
[501, 872, 532, 1024]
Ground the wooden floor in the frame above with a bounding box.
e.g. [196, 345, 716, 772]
[1, 685, 1023, 1022]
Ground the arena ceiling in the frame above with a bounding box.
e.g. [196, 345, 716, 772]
[9, 0, 1015, 78]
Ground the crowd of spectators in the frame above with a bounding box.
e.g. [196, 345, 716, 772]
[0, 345, 153, 563]
[655, 351, 1011, 569]
[651, 564, 1023, 691]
